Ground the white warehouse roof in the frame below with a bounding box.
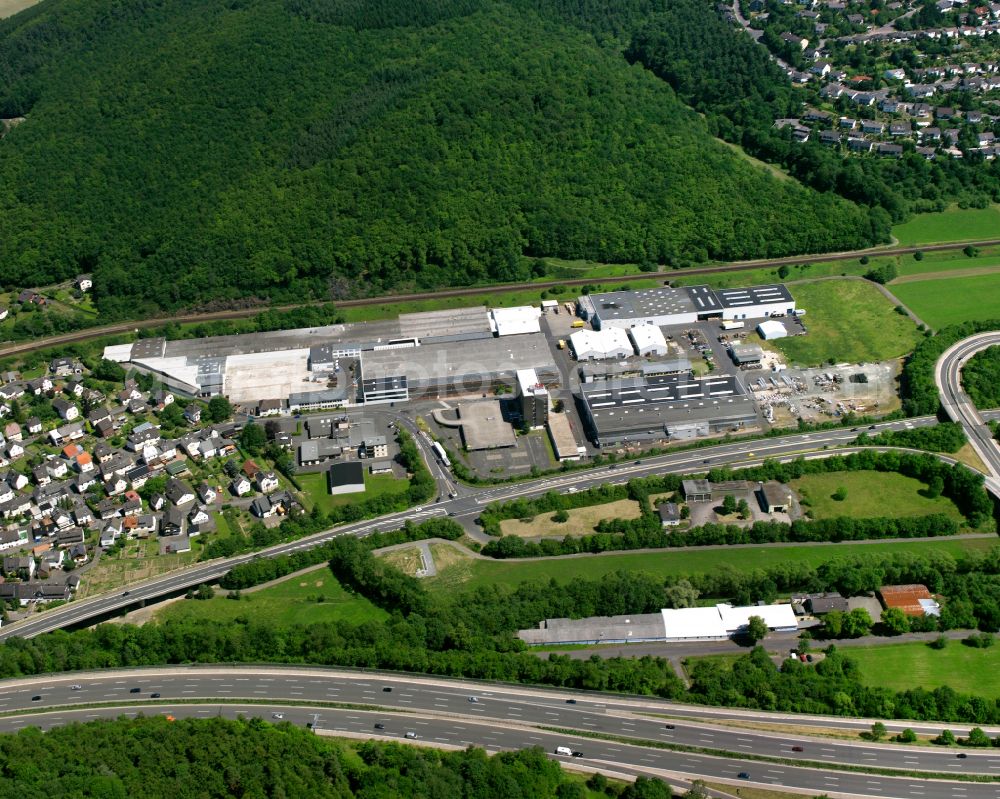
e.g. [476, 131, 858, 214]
[660, 603, 798, 640]
[490, 306, 542, 336]
[628, 325, 668, 354]
[757, 320, 789, 340]
[570, 328, 633, 360]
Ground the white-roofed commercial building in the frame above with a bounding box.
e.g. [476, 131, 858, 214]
[628, 325, 669, 357]
[518, 603, 798, 645]
[569, 328, 633, 361]
[757, 320, 789, 340]
[490, 306, 542, 336]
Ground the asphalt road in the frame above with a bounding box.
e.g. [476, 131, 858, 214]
[3, 667, 1000, 798]
[0, 416, 958, 642]
[936, 332, 1000, 496]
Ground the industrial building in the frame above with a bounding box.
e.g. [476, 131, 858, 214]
[757, 320, 789, 340]
[489, 306, 542, 336]
[518, 603, 798, 645]
[569, 328, 633, 361]
[628, 325, 669, 357]
[516, 369, 549, 429]
[578, 284, 795, 329]
[327, 462, 365, 496]
[457, 401, 517, 450]
[729, 344, 764, 367]
[579, 373, 757, 447]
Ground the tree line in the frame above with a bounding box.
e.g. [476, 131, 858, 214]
[0, 714, 679, 799]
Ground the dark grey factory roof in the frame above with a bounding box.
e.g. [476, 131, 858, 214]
[585, 287, 697, 320]
[684, 285, 722, 313]
[328, 461, 365, 488]
[715, 284, 794, 309]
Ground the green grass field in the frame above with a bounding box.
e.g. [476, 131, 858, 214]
[892, 205, 1000, 247]
[894, 246, 1000, 277]
[792, 471, 964, 523]
[849, 641, 1000, 698]
[424, 538, 996, 593]
[157, 565, 388, 626]
[891, 272, 1000, 329]
[296, 470, 410, 515]
[771, 280, 920, 366]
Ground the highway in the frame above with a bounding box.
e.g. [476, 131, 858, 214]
[2, 667, 1000, 798]
[0, 415, 956, 642]
[936, 332, 1000, 496]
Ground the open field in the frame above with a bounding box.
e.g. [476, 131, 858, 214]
[702, 782, 813, 799]
[382, 546, 424, 576]
[296, 470, 410, 515]
[792, 471, 964, 523]
[771, 280, 920, 366]
[0, 0, 39, 19]
[849, 641, 1000, 699]
[423, 538, 996, 593]
[892, 205, 1000, 246]
[156, 565, 388, 626]
[498, 499, 642, 538]
[891, 271, 1000, 329]
[893, 246, 1000, 278]
[77, 538, 201, 599]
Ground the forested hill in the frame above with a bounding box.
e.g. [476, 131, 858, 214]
[0, 0, 883, 317]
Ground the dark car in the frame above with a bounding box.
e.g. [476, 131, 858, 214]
[738, 772, 750, 780]
[791, 746, 803, 752]
[957, 753, 968, 759]
[382, 687, 393, 692]
[702, 459, 710, 464]
[122, 591, 130, 596]
[664, 724, 675, 730]
[31, 695, 41, 702]
[151, 693, 161, 698]
[868, 425, 877, 430]
[565, 699, 577, 704]
[130, 687, 141, 694]
[374, 723, 385, 730]
[571, 751, 584, 758]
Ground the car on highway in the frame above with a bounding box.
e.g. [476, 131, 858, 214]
[791, 746, 803, 752]
[555, 747, 573, 756]
[468, 696, 479, 703]
[405, 732, 418, 739]
[374, 723, 385, 730]
[868, 425, 877, 430]
[122, 591, 130, 596]
[737, 772, 750, 780]
[69, 684, 82, 691]
[957, 753, 968, 759]
[565, 699, 577, 704]
[663, 724, 675, 730]
[382, 687, 392, 692]
[272, 713, 284, 719]
[31, 695, 41, 702]
[130, 687, 141, 693]
[571, 751, 584, 758]
[151, 693, 161, 698]
[165, 715, 176, 722]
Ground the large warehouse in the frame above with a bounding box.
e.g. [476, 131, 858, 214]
[577, 284, 795, 329]
[518, 603, 798, 645]
[578, 372, 758, 447]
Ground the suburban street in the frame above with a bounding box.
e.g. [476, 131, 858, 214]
[1, 666, 999, 798]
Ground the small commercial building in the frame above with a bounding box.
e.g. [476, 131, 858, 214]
[879, 584, 941, 617]
[327, 462, 365, 496]
[729, 344, 764, 367]
[569, 328, 633, 361]
[757, 481, 793, 513]
[682, 479, 713, 503]
[628, 325, 669, 357]
[757, 320, 789, 340]
[457, 401, 517, 450]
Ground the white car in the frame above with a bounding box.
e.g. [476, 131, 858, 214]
[468, 696, 479, 703]
[69, 684, 82, 691]
[272, 713, 284, 719]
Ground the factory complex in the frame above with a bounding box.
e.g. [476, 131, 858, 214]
[105, 281, 800, 450]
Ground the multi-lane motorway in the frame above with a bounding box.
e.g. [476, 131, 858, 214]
[0, 415, 953, 642]
[1, 667, 999, 798]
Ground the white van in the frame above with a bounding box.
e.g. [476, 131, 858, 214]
[555, 746, 573, 756]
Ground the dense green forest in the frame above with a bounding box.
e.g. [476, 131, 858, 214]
[962, 346, 1000, 410]
[0, 716, 678, 798]
[0, 0, 881, 316]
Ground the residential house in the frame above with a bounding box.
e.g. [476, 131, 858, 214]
[74, 274, 93, 292]
[196, 483, 217, 504]
[48, 357, 77, 377]
[0, 528, 28, 552]
[25, 417, 42, 435]
[161, 507, 185, 536]
[70, 543, 88, 564]
[56, 527, 85, 548]
[255, 471, 279, 493]
[230, 476, 252, 497]
[658, 503, 681, 528]
[52, 399, 79, 421]
[3, 555, 35, 580]
[183, 404, 202, 424]
[165, 478, 195, 507]
[3, 422, 21, 442]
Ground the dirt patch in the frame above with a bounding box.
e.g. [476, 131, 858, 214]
[498, 499, 642, 538]
[0, 0, 41, 18]
[103, 595, 186, 627]
[953, 442, 989, 474]
[381, 546, 423, 576]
